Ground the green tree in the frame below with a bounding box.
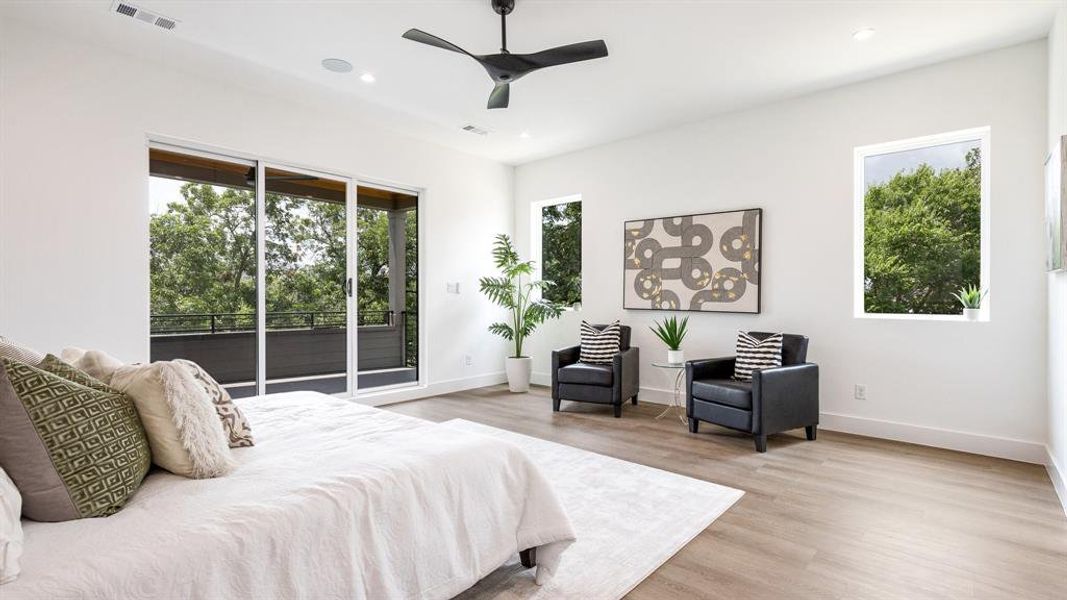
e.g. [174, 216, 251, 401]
[864, 148, 981, 314]
[541, 202, 582, 306]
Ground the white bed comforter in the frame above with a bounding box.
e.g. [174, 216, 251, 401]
[6, 391, 575, 599]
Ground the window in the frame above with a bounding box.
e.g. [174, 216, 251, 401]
[531, 195, 582, 308]
[854, 127, 990, 319]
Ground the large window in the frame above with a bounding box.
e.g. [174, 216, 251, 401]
[854, 128, 990, 319]
[532, 196, 582, 308]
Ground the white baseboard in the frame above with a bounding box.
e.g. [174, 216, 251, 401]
[1047, 447, 1067, 518]
[819, 411, 1046, 464]
[354, 372, 507, 407]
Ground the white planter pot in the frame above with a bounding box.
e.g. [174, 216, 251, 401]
[963, 308, 981, 321]
[505, 357, 532, 392]
[667, 349, 685, 365]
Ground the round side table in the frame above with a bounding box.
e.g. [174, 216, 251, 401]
[651, 361, 688, 425]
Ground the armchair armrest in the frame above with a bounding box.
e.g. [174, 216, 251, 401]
[613, 346, 640, 401]
[752, 363, 819, 435]
[686, 357, 735, 382]
[551, 345, 582, 400]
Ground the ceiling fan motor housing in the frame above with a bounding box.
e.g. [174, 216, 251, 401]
[492, 0, 515, 16]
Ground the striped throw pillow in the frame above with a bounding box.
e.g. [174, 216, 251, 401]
[733, 331, 783, 381]
[579, 321, 621, 364]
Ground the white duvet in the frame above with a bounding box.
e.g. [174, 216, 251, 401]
[5, 391, 575, 599]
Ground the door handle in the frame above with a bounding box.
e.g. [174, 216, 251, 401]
[345, 277, 353, 298]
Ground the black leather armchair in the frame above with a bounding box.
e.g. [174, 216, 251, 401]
[686, 332, 818, 452]
[551, 324, 639, 418]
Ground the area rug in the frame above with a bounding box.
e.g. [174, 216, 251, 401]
[443, 419, 744, 600]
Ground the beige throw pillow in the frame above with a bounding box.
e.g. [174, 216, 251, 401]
[175, 360, 254, 448]
[62, 348, 124, 385]
[0, 336, 44, 367]
[110, 362, 235, 479]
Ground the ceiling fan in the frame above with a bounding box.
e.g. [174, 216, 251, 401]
[402, 0, 609, 109]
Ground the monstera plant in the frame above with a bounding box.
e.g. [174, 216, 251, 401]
[479, 234, 564, 392]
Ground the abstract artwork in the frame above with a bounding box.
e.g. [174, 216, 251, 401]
[1046, 135, 1066, 272]
[624, 209, 761, 313]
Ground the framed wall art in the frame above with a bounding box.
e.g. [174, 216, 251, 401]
[624, 208, 761, 313]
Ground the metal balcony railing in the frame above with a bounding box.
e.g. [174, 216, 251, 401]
[150, 310, 407, 335]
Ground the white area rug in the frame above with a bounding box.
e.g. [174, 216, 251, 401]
[444, 419, 744, 600]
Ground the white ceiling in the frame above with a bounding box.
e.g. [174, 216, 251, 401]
[3, 1, 1061, 165]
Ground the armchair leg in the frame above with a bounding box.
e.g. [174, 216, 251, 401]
[806, 425, 817, 441]
[754, 434, 767, 453]
[687, 417, 699, 433]
[631, 395, 638, 405]
[613, 403, 622, 418]
[552, 398, 561, 412]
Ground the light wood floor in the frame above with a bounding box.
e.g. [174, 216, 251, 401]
[388, 385, 1067, 600]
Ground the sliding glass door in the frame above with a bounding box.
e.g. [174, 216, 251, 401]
[149, 144, 421, 397]
[262, 166, 352, 394]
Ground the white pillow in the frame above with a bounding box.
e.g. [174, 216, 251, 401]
[0, 467, 22, 585]
[63, 348, 124, 385]
[110, 362, 235, 479]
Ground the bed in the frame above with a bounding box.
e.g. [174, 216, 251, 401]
[4, 391, 576, 599]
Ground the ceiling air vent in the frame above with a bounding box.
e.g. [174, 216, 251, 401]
[112, 2, 179, 31]
[461, 124, 490, 136]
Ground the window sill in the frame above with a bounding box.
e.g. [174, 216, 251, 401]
[854, 313, 989, 323]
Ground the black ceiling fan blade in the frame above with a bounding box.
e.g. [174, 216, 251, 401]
[520, 40, 608, 69]
[487, 83, 510, 109]
[402, 28, 472, 57]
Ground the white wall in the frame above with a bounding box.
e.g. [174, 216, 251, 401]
[516, 41, 1049, 462]
[0, 18, 513, 399]
[1046, 6, 1067, 512]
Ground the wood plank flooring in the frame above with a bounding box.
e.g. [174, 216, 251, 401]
[388, 385, 1067, 600]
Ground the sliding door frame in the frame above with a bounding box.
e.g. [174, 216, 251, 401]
[355, 178, 427, 397]
[147, 136, 356, 398]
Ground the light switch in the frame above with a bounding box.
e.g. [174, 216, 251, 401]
[446, 282, 460, 294]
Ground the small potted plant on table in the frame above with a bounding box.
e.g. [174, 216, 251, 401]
[650, 315, 689, 364]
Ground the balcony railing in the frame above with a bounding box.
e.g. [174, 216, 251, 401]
[150, 310, 403, 335]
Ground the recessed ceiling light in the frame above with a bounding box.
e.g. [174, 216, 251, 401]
[321, 58, 353, 73]
[360, 72, 376, 83]
[519, 131, 531, 139]
[852, 28, 876, 41]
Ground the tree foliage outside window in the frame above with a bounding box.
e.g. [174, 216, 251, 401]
[150, 182, 417, 334]
[863, 145, 982, 315]
[541, 202, 582, 307]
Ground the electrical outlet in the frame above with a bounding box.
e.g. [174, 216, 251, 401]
[464, 354, 473, 367]
[854, 384, 867, 400]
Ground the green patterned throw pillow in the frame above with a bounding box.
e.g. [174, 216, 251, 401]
[0, 357, 151, 522]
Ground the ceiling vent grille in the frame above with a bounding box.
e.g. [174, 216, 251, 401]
[112, 2, 179, 31]
[461, 124, 490, 136]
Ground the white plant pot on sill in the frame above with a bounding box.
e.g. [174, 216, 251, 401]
[505, 356, 532, 392]
[963, 308, 981, 321]
[667, 349, 685, 365]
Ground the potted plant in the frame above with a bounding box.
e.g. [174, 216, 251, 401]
[479, 234, 564, 392]
[952, 284, 987, 321]
[650, 315, 689, 364]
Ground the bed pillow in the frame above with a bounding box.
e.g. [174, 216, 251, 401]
[0, 337, 44, 367]
[110, 362, 236, 478]
[65, 349, 124, 385]
[39, 354, 114, 392]
[0, 357, 150, 522]
[0, 467, 21, 585]
[175, 360, 254, 448]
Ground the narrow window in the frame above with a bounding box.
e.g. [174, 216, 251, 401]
[854, 128, 990, 319]
[532, 196, 582, 308]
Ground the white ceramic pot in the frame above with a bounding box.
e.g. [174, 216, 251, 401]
[505, 356, 532, 392]
[963, 308, 981, 321]
[667, 349, 685, 365]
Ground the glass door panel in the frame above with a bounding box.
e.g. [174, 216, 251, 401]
[356, 184, 419, 390]
[263, 167, 350, 395]
[148, 147, 260, 398]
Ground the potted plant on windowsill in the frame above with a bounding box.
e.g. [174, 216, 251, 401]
[650, 315, 689, 364]
[953, 284, 987, 321]
[479, 234, 564, 392]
